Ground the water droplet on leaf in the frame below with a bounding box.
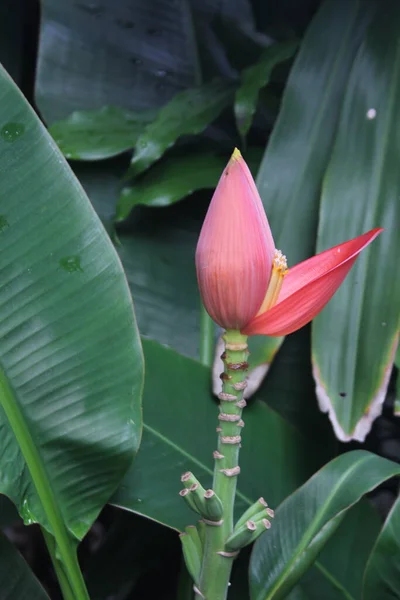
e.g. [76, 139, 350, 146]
[0, 215, 9, 232]
[1, 122, 25, 143]
[59, 256, 83, 273]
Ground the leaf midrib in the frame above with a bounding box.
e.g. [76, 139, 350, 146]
[143, 423, 253, 506]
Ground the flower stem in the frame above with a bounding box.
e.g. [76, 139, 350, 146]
[199, 303, 214, 367]
[197, 329, 248, 600]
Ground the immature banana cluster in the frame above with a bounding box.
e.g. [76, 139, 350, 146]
[179, 471, 274, 587]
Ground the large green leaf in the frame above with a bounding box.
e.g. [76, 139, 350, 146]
[249, 451, 400, 600]
[254, 0, 378, 361]
[312, 3, 400, 441]
[35, 0, 199, 122]
[49, 106, 156, 161]
[113, 338, 328, 532]
[363, 493, 400, 600]
[128, 80, 234, 176]
[0, 64, 143, 540]
[0, 532, 49, 599]
[234, 40, 298, 140]
[289, 499, 381, 600]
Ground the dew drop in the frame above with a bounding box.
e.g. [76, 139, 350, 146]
[366, 108, 376, 120]
[155, 69, 167, 78]
[59, 255, 83, 273]
[1, 122, 25, 143]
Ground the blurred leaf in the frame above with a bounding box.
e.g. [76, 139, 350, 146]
[118, 153, 228, 219]
[249, 451, 400, 600]
[0, 0, 28, 85]
[190, 0, 271, 80]
[49, 106, 156, 161]
[113, 338, 328, 532]
[35, 0, 199, 122]
[234, 40, 298, 140]
[0, 65, 143, 539]
[289, 499, 381, 600]
[312, 3, 400, 441]
[0, 495, 20, 528]
[0, 532, 49, 599]
[255, 0, 379, 362]
[363, 493, 400, 600]
[260, 327, 335, 446]
[128, 80, 234, 176]
[117, 147, 262, 221]
[117, 217, 200, 358]
[395, 345, 400, 415]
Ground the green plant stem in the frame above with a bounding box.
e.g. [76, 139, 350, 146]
[197, 329, 248, 600]
[0, 370, 90, 600]
[199, 303, 214, 367]
[42, 528, 76, 600]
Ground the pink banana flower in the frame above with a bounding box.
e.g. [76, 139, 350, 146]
[196, 149, 382, 336]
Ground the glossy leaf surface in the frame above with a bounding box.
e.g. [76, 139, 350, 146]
[312, 3, 400, 441]
[249, 451, 400, 600]
[0, 65, 143, 539]
[49, 106, 155, 161]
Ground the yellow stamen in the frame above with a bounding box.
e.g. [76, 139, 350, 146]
[257, 249, 288, 315]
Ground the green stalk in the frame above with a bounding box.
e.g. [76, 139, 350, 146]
[199, 303, 214, 367]
[42, 528, 76, 600]
[197, 329, 248, 600]
[0, 370, 90, 600]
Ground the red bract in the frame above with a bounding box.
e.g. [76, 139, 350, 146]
[196, 149, 383, 336]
